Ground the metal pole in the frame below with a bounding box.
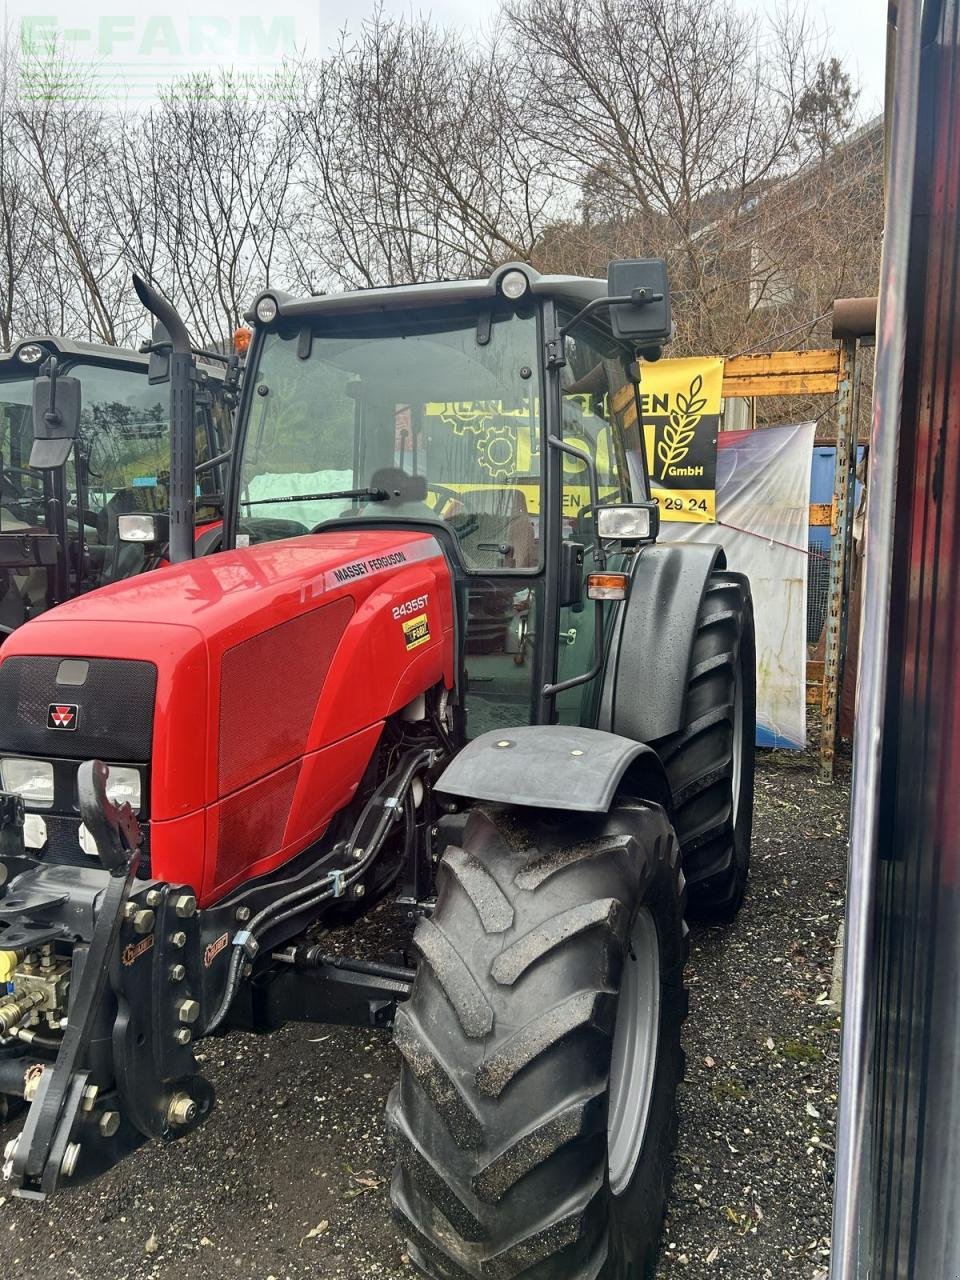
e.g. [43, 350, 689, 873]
[821, 338, 858, 779]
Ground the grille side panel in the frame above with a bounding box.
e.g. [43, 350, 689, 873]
[218, 598, 354, 796]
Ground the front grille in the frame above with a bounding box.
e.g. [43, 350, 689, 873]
[34, 813, 151, 876]
[0, 657, 157, 761]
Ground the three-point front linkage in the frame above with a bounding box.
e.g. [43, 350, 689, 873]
[1, 762, 211, 1198]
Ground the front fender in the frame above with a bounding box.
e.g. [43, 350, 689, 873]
[599, 541, 726, 743]
[436, 725, 669, 813]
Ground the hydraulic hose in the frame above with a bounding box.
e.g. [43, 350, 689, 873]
[204, 747, 436, 1034]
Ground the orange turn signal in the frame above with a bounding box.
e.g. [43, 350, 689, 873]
[233, 326, 252, 354]
[587, 572, 629, 601]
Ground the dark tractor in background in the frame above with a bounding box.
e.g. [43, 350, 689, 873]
[0, 330, 232, 637]
[0, 261, 754, 1280]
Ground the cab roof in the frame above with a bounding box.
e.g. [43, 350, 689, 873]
[250, 263, 610, 326]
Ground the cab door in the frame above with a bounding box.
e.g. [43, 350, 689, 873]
[552, 331, 642, 727]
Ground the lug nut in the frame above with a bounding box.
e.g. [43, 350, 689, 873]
[169, 964, 186, 982]
[166, 1092, 198, 1127]
[98, 1110, 120, 1138]
[81, 1084, 99, 1111]
[172, 893, 197, 918]
[174, 1027, 192, 1045]
[145, 888, 163, 908]
[171, 931, 187, 948]
[176, 999, 200, 1024]
[132, 909, 155, 935]
[235, 906, 251, 922]
[60, 1141, 81, 1178]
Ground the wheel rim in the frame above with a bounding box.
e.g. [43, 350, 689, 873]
[607, 907, 660, 1197]
[732, 658, 744, 827]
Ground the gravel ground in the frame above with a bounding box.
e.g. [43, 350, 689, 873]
[0, 746, 849, 1280]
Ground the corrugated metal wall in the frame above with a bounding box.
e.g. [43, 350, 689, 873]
[833, 1, 960, 1275]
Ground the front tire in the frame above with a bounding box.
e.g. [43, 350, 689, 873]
[388, 800, 687, 1279]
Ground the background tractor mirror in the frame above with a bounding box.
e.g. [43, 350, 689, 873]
[607, 259, 672, 344]
[146, 320, 172, 385]
[30, 359, 81, 470]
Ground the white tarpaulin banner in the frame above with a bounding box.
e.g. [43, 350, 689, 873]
[660, 422, 816, 749]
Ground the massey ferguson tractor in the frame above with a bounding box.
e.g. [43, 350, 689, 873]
[0, 325, 232, 637]
[0, 261, 755, 1280]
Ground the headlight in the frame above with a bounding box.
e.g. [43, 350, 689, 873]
[118, 514, 159, 543]
[596, 503, 660, 542]
[15, 342, 45, 365]
[0, 758, 54, 808]
[255, 295, 278, 324]
[500, 269, 529, 301]
[103, 766, 142, 813]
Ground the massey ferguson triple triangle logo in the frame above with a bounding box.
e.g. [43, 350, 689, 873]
[48, 703, 79, 730]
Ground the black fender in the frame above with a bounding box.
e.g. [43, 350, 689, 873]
[436, 725, 672, 814]
[598, 541, 726, 743]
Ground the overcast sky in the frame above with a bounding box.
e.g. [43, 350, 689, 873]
[5, 0, 888, 115]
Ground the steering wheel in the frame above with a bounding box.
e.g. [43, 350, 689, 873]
[1, 465, 39, 502]
[426, 484, 466, 517]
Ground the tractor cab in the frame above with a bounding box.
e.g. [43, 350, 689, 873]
[0, 336, 230, 635]
[231, 263, 666, 736]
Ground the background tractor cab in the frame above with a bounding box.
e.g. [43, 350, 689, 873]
[0, 334, 231, 636]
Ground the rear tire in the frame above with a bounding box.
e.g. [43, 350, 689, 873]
[654, 572, 756, 920]
[388, 800, 687, 1279]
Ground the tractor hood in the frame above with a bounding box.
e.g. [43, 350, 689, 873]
[0, 530, 455, 903]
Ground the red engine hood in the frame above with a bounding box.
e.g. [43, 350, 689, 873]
[0, 530, 455, 903]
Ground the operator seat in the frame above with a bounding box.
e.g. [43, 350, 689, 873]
[458, 489, 537, 570]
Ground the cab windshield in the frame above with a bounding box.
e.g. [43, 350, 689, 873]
[235, 310, 543, 570]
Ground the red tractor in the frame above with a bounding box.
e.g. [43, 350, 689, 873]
[0, 262, 754, 1279]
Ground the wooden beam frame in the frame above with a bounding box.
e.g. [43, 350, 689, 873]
[721, 348, 841, 397]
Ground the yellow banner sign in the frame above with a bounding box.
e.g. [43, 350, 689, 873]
[640, 356, 723, 524]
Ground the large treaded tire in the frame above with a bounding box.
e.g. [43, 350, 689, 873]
[654, 571, 756, 920]
[388, 800, 687, 1280]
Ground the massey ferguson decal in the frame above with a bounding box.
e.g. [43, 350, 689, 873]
[332, 549, 408, 584]
[48, 703, 79, 730]
[299, 537, 443, 605]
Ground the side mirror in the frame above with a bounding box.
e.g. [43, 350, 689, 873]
[146, 320, 172, 385]
[118, 512, 170, 547]
[30, 359, 81, 470]
[596, 502, 660, 543]
[607, 259, 672, 344]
